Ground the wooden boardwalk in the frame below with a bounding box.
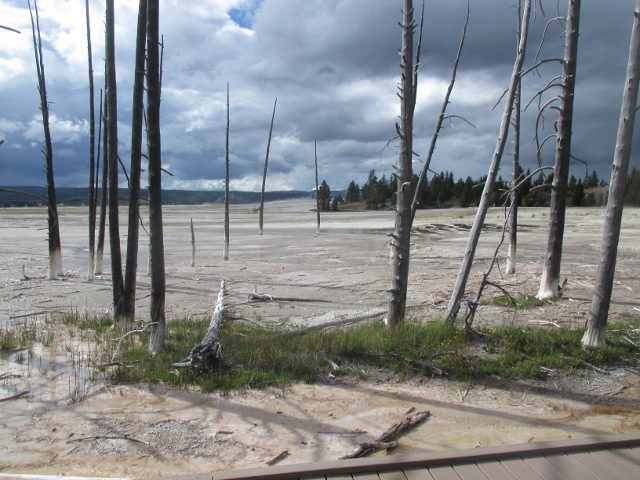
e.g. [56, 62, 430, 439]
[156, 433, 640, 480]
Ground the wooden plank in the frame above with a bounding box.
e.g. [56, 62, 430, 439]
[427, 465, 461, 480]
[452, 463, 490, 480]
[524, 456, 572, 479]
[565, 451, 626, 480]
[499, 458, 544, 480]
[402, 467, 434, 480]
[542, 453, 601, 480]
[476, 460, 518, 480]
[590, 449, 640, 479]
[353, 472, 382, 480]
[378, 470, 411, 480]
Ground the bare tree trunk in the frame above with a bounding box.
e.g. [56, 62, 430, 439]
[85, 0, 96, 282]
[28, 0, 62, 280]
[95, 90, 107, 275]
[537, 0, 582, 299]
[506, 0, 522, 276]
[122, 0, 148, 328]
[445, 0, 532, 321]
[582, 0, 640, 347]
[259, 98, 277, 236]
[147, 0, 165, 353]
[314, 140, 320, 236]
[387, 0, 416, 327]
[223, 83, 230, 260]
[105, 0, 125, 319]
[190, 218, 195, 267]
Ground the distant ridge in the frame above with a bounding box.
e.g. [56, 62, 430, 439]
[0, 186, 313, 207]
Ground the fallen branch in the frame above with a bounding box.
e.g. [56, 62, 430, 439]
[248, 286, 329, 303]
[0, 373, 23, 380]
[0, 390, 29, 402]
[266, 450, 289, 466]
[66, 435, 150, 446]
[288, 310, 386, 336]
[340, 410, 431, 459]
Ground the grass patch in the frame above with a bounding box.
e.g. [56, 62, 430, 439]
[13, 312, 640, 392]
[104, 317, 640, 390]
[490, 294, 547, 308]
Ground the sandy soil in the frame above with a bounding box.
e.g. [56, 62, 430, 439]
[1, 200, 639, 478]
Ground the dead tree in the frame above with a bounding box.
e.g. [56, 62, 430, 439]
[387, 0, 416, 327]
[105, 0, 125, 319]
[259, 97, 277, 236]
[190, 218, 196, 267]
[314, 139, 320, 236]
[506, 0, 523, 275]
[147, 0, 165, 353]
[95, 89, 107, 275]
[172, 280, 226, 370]
[28, 0, 63, 280]
[582, 0, 640, 347]
[85, 0, 97, 281]
[411, 4, 468, 220]
[223, 83, 230, 260]
[445, 0, 532, 321]
[537, 0, 582, 299]
[122, 0, 148, 328]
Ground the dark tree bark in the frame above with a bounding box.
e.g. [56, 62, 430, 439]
[122, 0, 148, 328]
[95, 89, 108, 275]
[85, 0, 97, 282]
[105, 0, 125, 318]
[223, 83, 230, 260]
[387, 0, 415, 327]
[146, 0, 165, 353]
[537, 0, 582, 299]
[314, 139, 320, 236]
[259, 97, 277, 236]
[445, 0, 532, 321]
[28, 0, 62, 280]
[506, 0, 522, 276]
[582, 0, 640, 347]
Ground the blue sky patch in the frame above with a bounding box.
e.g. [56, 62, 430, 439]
[228, 0, 264, 29]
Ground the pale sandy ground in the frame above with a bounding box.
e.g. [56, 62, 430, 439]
[1, 200, 639, 478]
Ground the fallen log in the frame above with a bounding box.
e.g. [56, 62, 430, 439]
[172, 280, 226, 370]
[0, 390, 29, 402]
[340, 410, 430, 459]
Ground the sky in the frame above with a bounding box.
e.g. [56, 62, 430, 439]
[1, 0, 639, 192]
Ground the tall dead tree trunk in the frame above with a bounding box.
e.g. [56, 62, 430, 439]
[386, 0, 415, 327]
[105, 0, 125, 319]
[95, 89, 107, 274]
[28, 0, 62, 280]
[537, 0, 582, 299]
[314, 139, 320, 236]
[259, 97, 277, 236]
[223, 83, 230, 260]
[445, 0, 532, 321]
[122, 0, 148, 328]
[85, 0, 96, 281]
[147, 0, 165, 353]
[411, 6, 468, 219]
[582, 0, 640, 347]
[506, 0, 522, 276]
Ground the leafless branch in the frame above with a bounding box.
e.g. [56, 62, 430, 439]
[411, 4, 469, 218]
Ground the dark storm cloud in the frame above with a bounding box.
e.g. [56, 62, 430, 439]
[0, 0, 638, 192]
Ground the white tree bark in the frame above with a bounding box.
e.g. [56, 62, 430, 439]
[445, 0, 532, 321]
[537, 0, 582, 299]
[582, 0, 640, 347]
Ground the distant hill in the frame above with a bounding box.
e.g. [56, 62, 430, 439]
[0, 186, 313, 207]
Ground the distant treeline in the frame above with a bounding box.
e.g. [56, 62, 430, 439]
[337, 167, 640, 210]
[0, 187, 312, 208]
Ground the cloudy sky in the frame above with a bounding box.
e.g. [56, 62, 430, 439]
[1, 0, 638, 192]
